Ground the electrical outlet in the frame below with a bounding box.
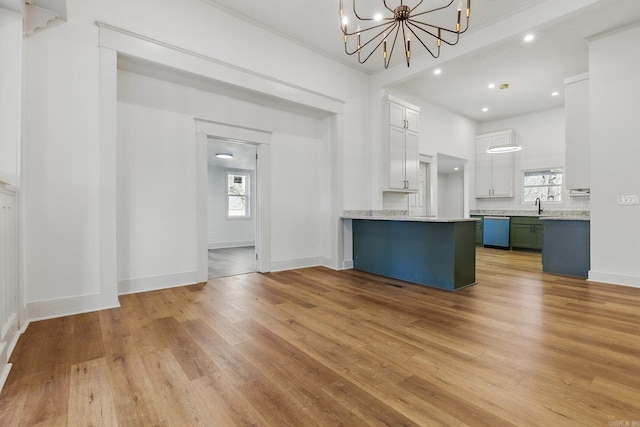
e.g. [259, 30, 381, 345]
[617, 195, 640, 205]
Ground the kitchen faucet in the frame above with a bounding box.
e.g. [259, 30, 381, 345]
[535, 197, 543, 215]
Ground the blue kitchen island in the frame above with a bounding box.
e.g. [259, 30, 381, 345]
[344, 214, 478, 291]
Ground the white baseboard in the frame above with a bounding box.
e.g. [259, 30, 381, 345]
[118, 271, 200, 295]
[270, 256, 322, 272]
[27, 293, 121, 322]
[342, 260, 354, 270]
[208, 241, 255, 250]
[0, 362, 11, 393]
[588, 271, 640, 288]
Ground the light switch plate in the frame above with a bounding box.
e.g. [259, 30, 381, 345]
[617, 195, 640, 205]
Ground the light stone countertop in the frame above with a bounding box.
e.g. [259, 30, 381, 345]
[342, 210, 478, 223]
[470, 209, 590, 219]
[539, 217, 590, 221]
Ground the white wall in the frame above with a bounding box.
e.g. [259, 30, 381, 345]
[588, 24, 640, 288]
[21, 0, 370, 318]
[438, 172, 464, 218]
[116, 101, 199, 293]
[270, 132, 324, 270]
[477, 108, 589, 212]
[0, 9, 21, 186]
[207, 165, 256, 249]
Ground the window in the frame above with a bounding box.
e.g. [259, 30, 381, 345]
[523, 169, 562, 202]
[227, 172, 250, 218]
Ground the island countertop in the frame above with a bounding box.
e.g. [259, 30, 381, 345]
[342, 210, 478, 223]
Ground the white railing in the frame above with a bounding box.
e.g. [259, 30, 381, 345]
[0, 186, 20, 390]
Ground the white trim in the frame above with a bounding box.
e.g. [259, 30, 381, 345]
[208, 241, 255, 250]
[0, 362, 11, 393]
[27, 293, 120, 322]
[96, 22, 344, 115]
[196, 119, 271, 145]
[118, 271, 200, 295]
[588, 271, 640, 289]
[98, 46, 121, 311]
[270, 257, 323, 273]
[196, 120, 272, 275]
[342, 260, 354, 270]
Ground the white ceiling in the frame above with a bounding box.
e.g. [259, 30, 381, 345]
[208, 138, 257, 171]
[201, 0, 640, 123]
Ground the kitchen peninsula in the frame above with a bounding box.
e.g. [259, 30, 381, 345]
[342, 211, 478, 291]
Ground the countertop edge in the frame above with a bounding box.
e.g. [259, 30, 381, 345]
[540, 217, 591, 221]
[341, 216, 478, 223]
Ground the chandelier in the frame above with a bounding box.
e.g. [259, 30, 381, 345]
[339, 0, 471, 68]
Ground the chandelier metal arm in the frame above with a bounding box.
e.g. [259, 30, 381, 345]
[406, 25, 441, 59]
[409, 0, 456, 17]
[383, 22, 404, 68]
[342, 20, 395, 37]
[381, 0, 396, 14]
[407, 18, 469, 43]
[343, 22, 396, 56]
[350, 0, 392, 21]
[409, 19, 470, 36]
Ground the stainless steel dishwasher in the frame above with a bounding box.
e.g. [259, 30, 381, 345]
[482, 216, 510, 248]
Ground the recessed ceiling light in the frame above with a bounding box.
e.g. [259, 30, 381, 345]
[373, 13, 383, 21]
[433, 68, 442, 75]
[454, 167, 459, 171]
[524, 34, 535, 42]
[488, 83, 496, 89]
[216, 153, 233, 159]
[482, 107, 489, 112]
[551, 91, 559, 97]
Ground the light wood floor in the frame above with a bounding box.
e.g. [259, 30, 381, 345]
[208, 246, 256, 279]
[2, 247, 640, 426]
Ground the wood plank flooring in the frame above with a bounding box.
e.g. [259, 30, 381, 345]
[208, 247, 256, 279]
[2, 247, 640, 426]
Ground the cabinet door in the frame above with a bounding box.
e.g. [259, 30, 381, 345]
[475, 153, 492, 197]
[510, 224, 533, 248]
[404, 130, 419, 191]
[388, 125, 406, 190]
[489, 133, 511, 150]
[405, 108, 420, 132]
[533, 225, 544, 250]
[490, 153, 514, 197]
[389, 102, 406, 128]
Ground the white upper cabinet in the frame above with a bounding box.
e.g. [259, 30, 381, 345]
[383, 97, 420, 192]
[475, 130, 515, 198]
[564, 74, 590, 191]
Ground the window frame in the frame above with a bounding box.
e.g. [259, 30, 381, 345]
[522, 168, 563, 203]
[225, 169, 252, 219]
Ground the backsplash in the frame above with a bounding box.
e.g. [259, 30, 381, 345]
[476, 194, 590, 213]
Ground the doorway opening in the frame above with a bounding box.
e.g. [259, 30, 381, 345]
[437, 153, 466, 218]
[409, 160, 432, 217]
[207, 138, 258, 278]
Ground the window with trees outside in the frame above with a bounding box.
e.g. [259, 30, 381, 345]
[523, 169, 562, 202]
[227, 172, 250, 218]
